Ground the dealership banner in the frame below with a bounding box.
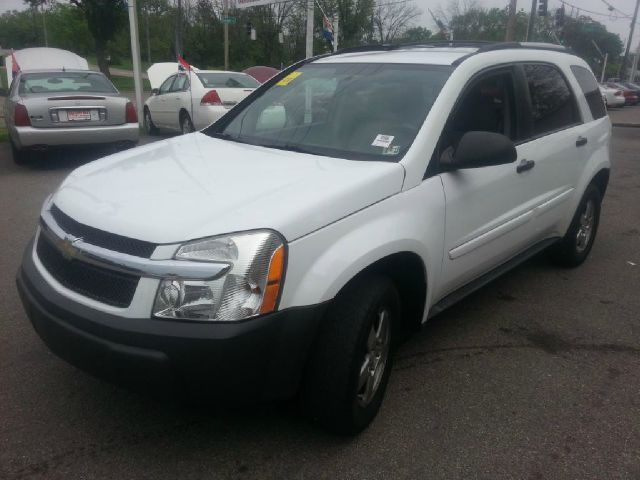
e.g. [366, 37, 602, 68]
[234, 0, 276, 9]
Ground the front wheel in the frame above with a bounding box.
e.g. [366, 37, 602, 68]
[549, 183, 602, 267]
[301, 275, 400, 435]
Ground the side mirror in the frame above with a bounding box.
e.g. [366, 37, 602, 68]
[441, 131, 517, 171]
[151, 88, 159, 95]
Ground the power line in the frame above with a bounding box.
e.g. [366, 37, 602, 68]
[599, 0, 631, 18]
[559, 0, 630, 19]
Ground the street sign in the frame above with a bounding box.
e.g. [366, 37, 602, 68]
[222, 16, 236, 24]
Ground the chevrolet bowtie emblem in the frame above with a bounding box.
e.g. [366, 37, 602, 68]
[58, 234, 82, 260]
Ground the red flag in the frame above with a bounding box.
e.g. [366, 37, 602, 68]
[11, 50, 20, 77]
[177, 54, 191, 71]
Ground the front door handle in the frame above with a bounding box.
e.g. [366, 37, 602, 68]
[516, 158, 535, 174]
[576, 136, 588, 147]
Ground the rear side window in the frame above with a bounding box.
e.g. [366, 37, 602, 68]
[524, 64, 579, 136]
[570, 65, 606, 120]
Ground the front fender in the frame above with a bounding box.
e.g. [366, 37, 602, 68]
[279, 177, 446, 320]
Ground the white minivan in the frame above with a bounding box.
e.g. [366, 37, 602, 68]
[18, 42, 610, 434]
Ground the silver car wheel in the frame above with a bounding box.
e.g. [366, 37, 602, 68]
[144, 110, 153, 133]
[181, 115, 194, 134]
[357, 308, 391, 407]
[576, 199, 595, 253]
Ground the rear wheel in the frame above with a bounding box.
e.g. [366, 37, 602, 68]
[180, 112, 195, 134]
[549, 184, 602, 267]
[301, 275, 400, 435]
[143, 108, 159, 135]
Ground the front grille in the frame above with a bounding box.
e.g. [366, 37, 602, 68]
[36, 234, 140, 308]
[50, 204, 156, 258]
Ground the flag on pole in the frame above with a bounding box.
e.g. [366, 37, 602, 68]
[322, 14, 334, 44]
[11, 50, 20, 79]
[177, 54, 192, 71]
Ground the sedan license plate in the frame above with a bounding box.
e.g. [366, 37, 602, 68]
[67, 110, 92, 121]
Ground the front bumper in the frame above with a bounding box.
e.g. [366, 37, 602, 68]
[17, 239, 326, 401]
[13, 123, 140, 149]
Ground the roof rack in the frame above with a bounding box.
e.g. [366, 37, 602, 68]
[330, 41, 573, 64]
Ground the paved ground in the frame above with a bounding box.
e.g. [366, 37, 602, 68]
[0, 128, 639, 479]
[608, 105, 640, 127]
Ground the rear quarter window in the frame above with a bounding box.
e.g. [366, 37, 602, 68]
[570, 65, 607, 120]
[523, 63, 580, 136]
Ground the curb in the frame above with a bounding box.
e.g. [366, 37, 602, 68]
[612, 123, 640, 128]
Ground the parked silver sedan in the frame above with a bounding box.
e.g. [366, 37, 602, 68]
[3, 70, 139, 164]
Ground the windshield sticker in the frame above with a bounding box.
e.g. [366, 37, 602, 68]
[371, 134, 395, 148]
[382, 145, 401, 155]
[276, 71, 302, 86]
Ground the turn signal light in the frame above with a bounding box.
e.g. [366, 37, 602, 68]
[14, 104, 31, 126]
[201, 90, 222, 106]
[125, 102, 138, 123]
[260, 245, 285, 314]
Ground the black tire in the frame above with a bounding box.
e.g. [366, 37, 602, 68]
[143, 108, 159, 135]
[10, 138, 29, 165]
[180, 112, 195, 135]
[549, 183, 602, 267]
[301, 274, 401, 435]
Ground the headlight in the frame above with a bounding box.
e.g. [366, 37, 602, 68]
[153, 230, 285, 321]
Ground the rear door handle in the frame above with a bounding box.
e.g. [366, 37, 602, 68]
[516, 158, 535, 174]
[576, 136, 588, 147]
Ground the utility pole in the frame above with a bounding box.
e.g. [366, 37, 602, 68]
[175, 0, 182, 59]
[224, 0, 229, 70]
[619, 0, 640, 79]
[505, 0, 517, 41]
[630, 44, 640, 82]
[127, 0, 144, 127]
[592, 40, 608, 83]
[42, 3, 48, 47]
[145, 5, 151, 63]
[333, 15, 339, 52]
[526, 0, 537, 42]
[305, 0, 314, 58]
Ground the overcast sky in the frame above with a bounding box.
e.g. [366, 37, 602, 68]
[1, 0, 638, 50]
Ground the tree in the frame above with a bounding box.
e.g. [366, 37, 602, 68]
[397, 26, 432, 43]
[373, 0, 421, 43]
[560, 16, 623, 76]
[69, 0, 127, 78]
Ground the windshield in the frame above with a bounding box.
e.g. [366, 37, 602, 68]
[206, 63, 452, 161]
[18, 72, 117, 95]
[197, 72, 260, 88]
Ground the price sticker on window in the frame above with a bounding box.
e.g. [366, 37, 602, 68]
[276, 71, 302, 86]
[371, 134, 395, 148]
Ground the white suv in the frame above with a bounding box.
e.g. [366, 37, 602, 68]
[17, 42, 611, 434]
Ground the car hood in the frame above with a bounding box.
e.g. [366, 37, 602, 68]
[52, 133, 405, 244]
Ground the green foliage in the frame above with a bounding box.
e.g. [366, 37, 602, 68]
[0, 8, 44, 48]
[0, 127, 8, 143]
[0, 67, 7, 91]
[447, 7, 529, 42]
[397, 26, 433, 43]
[110, 75, 151, 92]
[560, 16, 623, 74]
[69, 0, 128, 77]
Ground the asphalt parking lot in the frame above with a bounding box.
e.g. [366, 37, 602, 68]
[1, 127, 639, 479]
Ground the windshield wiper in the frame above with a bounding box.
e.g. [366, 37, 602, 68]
[257, 143, 317, 155]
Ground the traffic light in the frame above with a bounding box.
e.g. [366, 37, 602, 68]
[245, 22, 252, 37]
[538, 0, 548, 16]
[555, 5, 565, 27]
